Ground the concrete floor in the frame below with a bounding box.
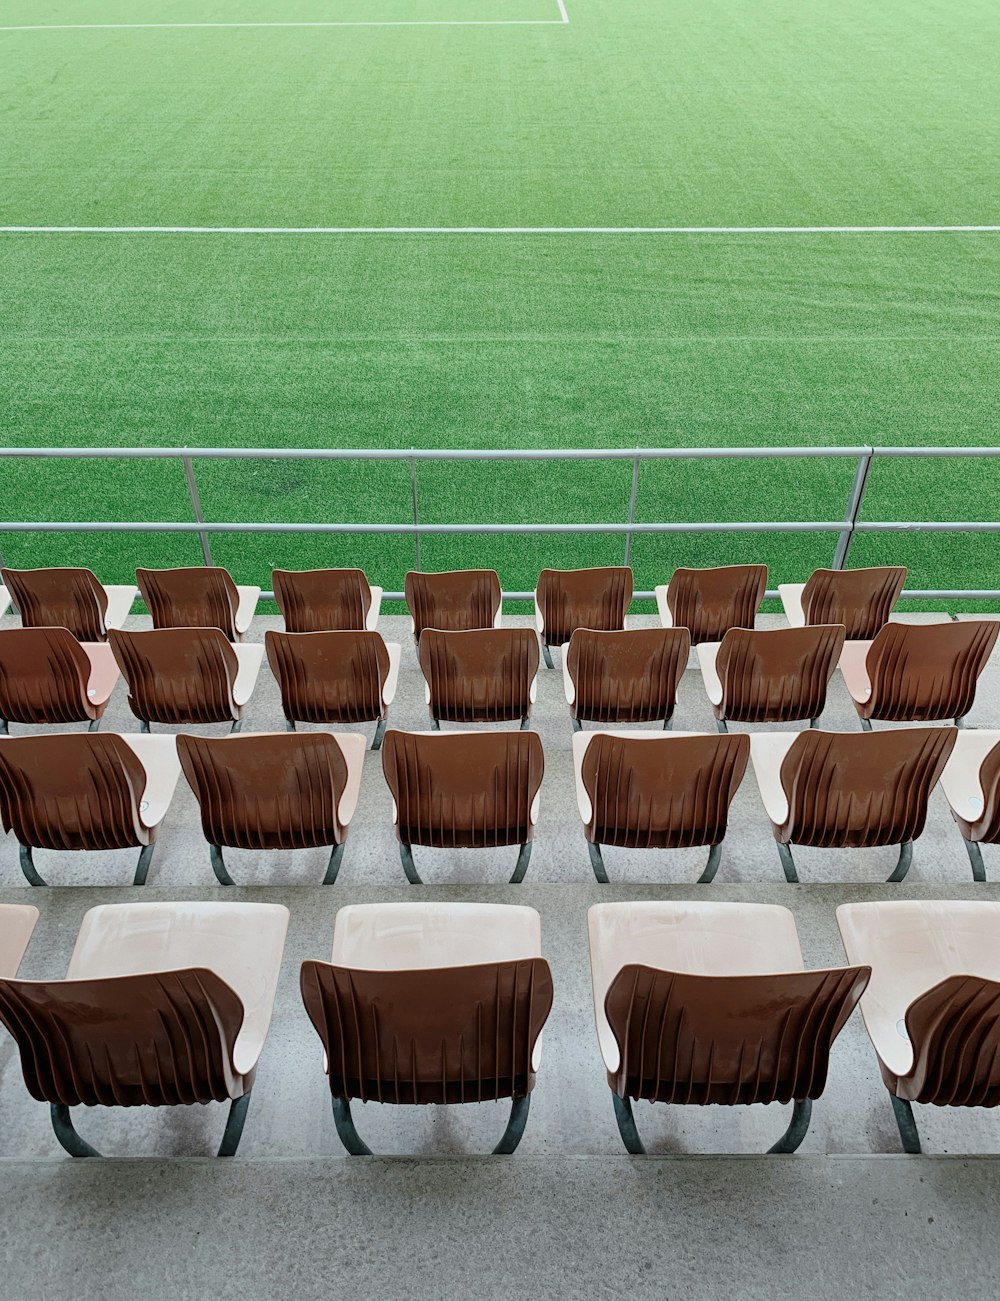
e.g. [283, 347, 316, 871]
[1, 609, 999, 1298]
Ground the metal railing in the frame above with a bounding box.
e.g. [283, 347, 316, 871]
[0, 443, 997, 601]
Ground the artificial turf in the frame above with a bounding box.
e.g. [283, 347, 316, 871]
[0, 0, 997, 608]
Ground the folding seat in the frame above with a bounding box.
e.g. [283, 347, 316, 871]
[418, 627, 539, 729]
[405, 569, 502, 646]
[0, 585, 10, 618]
[839, 620, 999, 729]
[0, 567, 136, 642]
[573, 731, 749, 883]
[300, 902, 553, 1155]
[655, 564, 767, 645]
[0, 732, 182, 886]
[534, 567, 632, 669]
[265, 629, 401, 749]
[0, 901, 288, 1157]
[780, 566, 907, 639]
[837, 900, 1000, 1153]
[749, 727, 956, 883]
[177, 731, 365, 885]
[272, 567, 382, 632]
[697, 625, 845, 730]
[941, 730, 1000, 881]
[589, 902, 868, 1154]
[0, 904, 39, 978]
[0, 627, 119, 733]
[381, 729, 544, 883]
[136, 566, 259, 642]
[109, 627, 263, 732]
[563, 627, 690, 731]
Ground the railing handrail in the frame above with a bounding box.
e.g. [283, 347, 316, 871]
[0, 443, 997, 600]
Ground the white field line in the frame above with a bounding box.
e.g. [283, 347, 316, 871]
[0, 1, 569, 30]
[0, 225, 998, 234]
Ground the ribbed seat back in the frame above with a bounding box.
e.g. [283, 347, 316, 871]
[266, 630, 389, 724]
[273, 568, 372, 633]
[536, 567, 632, 647]
[110, 628, 239, 724]
[2, 567, 108, 641]
[0, 628, 95, 724]
[137, 567, 240, 640]
[300, 958, 553, 1104]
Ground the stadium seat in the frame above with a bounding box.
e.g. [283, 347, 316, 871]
[136, 566, 259, 641]
[837, 901, 1000, 1153]
[940, 730, 1000, 880]
[697, 624, 846, 730]
[563, 627, 690, 731]
[0, 732, 182, 886]
[272, 567, 383, 632]
[573, 730, 749, 883]
[265, 629, 401, 750]
[750, 727, 957, 883]
[779, 566, 907, 638]
[300, 902, 553, 1156]
[0, 901, 288, 1158]
[0, 904, 39, 977]
[405, 569, 502, 646]
[0, 627, 119, 733]
[109, 627, 263, 732]
[177, 731, 365, 885]
[655, 564, 767, 644]
[380, 729, 544, 884]
[589, 901, 868, 1154]
[839, 620, 999, 728]
[0, 567, 136, 642]
[534, 566, 632, 668]
[418, 627, 539, 728]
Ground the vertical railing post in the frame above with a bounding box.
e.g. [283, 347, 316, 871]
[410, 452, 421, 571]
[623, 452, 641, 567]
[832, 448, 874, 569]
[181, 454, 214, 567]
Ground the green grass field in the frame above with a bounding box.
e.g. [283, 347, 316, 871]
[0, 0, 997, 609]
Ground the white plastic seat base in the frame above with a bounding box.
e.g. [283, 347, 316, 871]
[102, 585, 138, 632]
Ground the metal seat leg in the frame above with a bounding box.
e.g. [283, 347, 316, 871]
[210, 844, 236, 886]
[768, 1099, 812, 1153]
[776, 841, 799, 883]
[371, 718, 387, 750]
[217, 1091, 252, 1157]
[18, 844, 47, 887]
[332, 1097, 373, 1156]
[964, 837, 987, 882]
[133, 843, 155, 886]
[588, 842, 609, 884]
[612, 1093, 645, 1154]
[697, 843, 722, 884]
[890, 1094, 921, 1153]
[51, 1105, 101, 1158]
[886, 841, 913, 883]
[400, 842, 423, 885]
[322, 842, 345, 885]
[509, 842, 532, 884]
[493, 1096, 531, 1154]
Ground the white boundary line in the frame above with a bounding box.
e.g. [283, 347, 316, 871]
[0, 225, 997, 234]
[0, 0, 569, 30]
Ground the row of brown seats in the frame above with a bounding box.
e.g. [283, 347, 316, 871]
[0, 727, 997, 886]
[1, 899, 996, 1159]
[0, 560, 950, 646]
[0, 617, 996, 740]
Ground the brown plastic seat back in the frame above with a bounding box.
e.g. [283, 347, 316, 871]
[273, 568, 373, 633]
[536, 567, 632, 647]
[666, 565, 767, 645]
[0, 627, 95, 724]
[605, 963, 869, 1105]
[955, 742, 1000, 845]
[715, 625, 846, 722]
[419, 628, 540, 723]
[405, 570, 502, 642]
[891, 975, 1000, 1107]
[265, 630, 390, 724]
[381, 730, 544, 848]
[801, 567, 906, 639]
[109, 627, 239, 724]
[178, 732, 349, 850]
[0, 732, 147, 850]
[581, 733, 749, 849]
[137, 567, 241, 639]
[0, 969, 243, 1106]
[1, 567, 109, 641]
[777, 726, 957, 849]
[567, 627, 690, 723]
[300, 958, 553, 1104]
[865, 621, 1000, 722]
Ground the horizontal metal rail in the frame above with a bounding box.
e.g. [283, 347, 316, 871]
[1, 444, 999, 460]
